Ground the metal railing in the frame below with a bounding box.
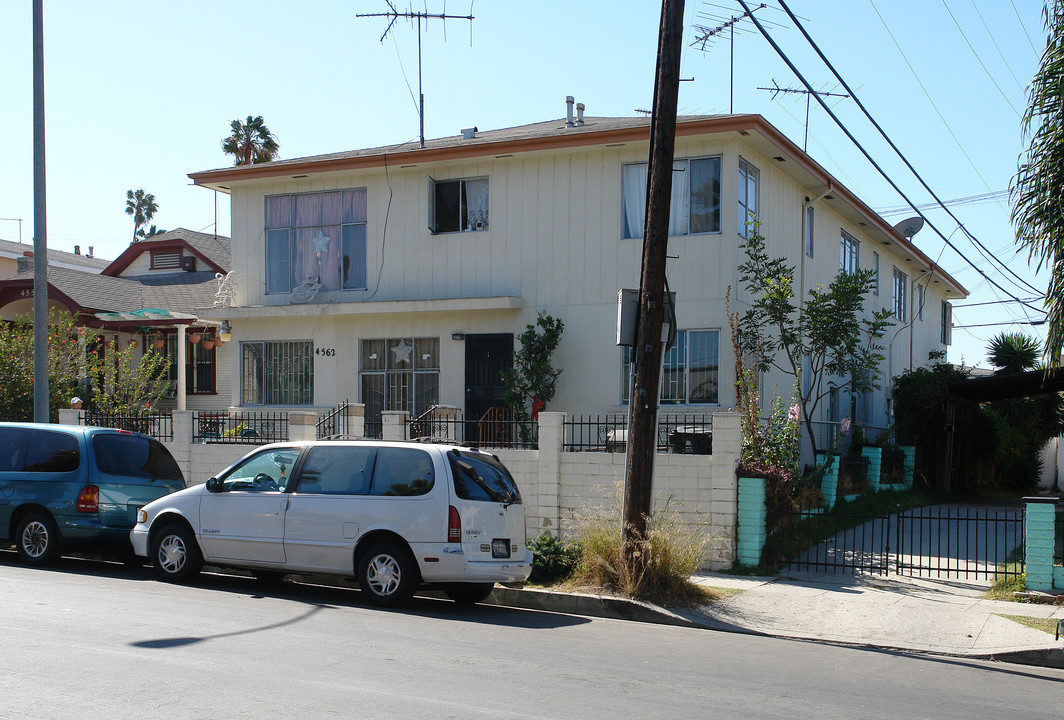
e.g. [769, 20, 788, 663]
[82, 411, 173, 442]
[404, 407, 539, 449]
[316, 400, 350, 439]
[192, 411, 290, 444]
[563, 414, 713, 454]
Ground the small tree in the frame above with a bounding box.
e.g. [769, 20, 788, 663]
[736, 224, 894, 459]
[86, 339, 171, 415]
[501, 311, 564, 443]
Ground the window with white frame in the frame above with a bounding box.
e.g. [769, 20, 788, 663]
[621, 329, 719, 405]
[893, 268, 908, 322]
[805, 205, 815, 257]
[265, 189, 367, 295]
[738, 157, 760, 238]
[621, 157, 722, 239]
[916, 282, 925, 321]
[241, 340, 314, 405]
[872, 252, 880, 295]
[429, 177, 489, 233]
[941, 301, 952, 345]
[840, 230, 859, 275]
[360, 338, 440, 426]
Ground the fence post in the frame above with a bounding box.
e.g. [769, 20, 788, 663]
[382, 411, 408, 441]
[818, 454, 840, 510]
[900, 445, 916, 489]
[862, 446, 883, 492]
[432, 405, 460, 440]
[289, 411, 318, 442]
[535, 412, 564, 538]
[1023, 496, 1058, 592]
[345, 403, 366, 438]
[736, 476, 766, 567]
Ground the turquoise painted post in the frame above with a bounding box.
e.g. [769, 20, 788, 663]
[1023, 497, 1058, 592]
[819, 455, 840, 510]
[737, 476, 767, 567]
[862, 446, 883, 492]
[900, 445, 916, 489]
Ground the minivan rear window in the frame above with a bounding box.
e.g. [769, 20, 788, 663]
[25, 430, 80, 473]
[92, 434, 183, 481]
[448, 451, 522, 504]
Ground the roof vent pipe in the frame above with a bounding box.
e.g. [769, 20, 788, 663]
[576, 102, 585, 126]
[74, 244, 81, 255]
[88, 246, 94, 258]
[566, 96, 575, 127]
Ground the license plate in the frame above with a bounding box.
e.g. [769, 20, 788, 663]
[491, 538, 511, 559]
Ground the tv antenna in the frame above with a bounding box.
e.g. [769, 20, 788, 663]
[691, 3, 776, 113]
[757, 79, 849, 151]
[358, 2, 475, 149]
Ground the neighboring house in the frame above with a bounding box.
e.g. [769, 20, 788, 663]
[188, 108, 967, 454]
[0, 237, 109, 279]
[0, 228, 233, 411]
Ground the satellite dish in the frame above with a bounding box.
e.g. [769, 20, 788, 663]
[893, 216, 924, 240]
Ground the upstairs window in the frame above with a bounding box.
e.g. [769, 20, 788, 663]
[621, 329, 719, 405]
[429, 177, 489, 233]
[893, 268, 908, 322]
[840, 230, 859, 275]
[265, 189, 367, 295]
[872, 252, 880, 294]
[804, 205, 815, 257]
[621, 157, 722, 239]
[738, 157, 759, 238]
[916, 283, 925, 321]
[941, 301, 952, 345]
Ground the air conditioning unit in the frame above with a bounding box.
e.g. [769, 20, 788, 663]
[181, 256, 197, 272]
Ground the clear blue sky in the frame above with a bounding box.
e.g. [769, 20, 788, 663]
[0, 1, 1047, 370]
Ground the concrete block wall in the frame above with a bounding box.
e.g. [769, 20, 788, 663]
[1023, 497, 1060, 592]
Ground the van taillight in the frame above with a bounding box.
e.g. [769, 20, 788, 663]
[448, 505, 461, 543]
[76, 486, 99, 513]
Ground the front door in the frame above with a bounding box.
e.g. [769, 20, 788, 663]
[464, 334, 513, 424]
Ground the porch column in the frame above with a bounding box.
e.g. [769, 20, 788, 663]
[176, 324, 187, 411]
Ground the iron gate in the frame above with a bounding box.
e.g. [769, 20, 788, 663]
[783, 504, 1025, 581]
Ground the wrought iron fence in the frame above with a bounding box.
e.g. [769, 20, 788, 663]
[82, 411, 173, 442]
[563, 414, 713, 453]
[316, 400, 350, 439]
[192, 411, 290, 444]
[404, 407, 538, 449]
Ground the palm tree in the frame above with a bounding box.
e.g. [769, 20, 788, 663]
[221, 115, 280, 166]
[137, 224, 166, 240]
[987, 331, 1041, 375]
[125, 189, 159, 243]
[1012, 1, 1064, 362]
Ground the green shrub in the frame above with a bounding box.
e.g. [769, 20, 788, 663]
[526, 533, 578, 584]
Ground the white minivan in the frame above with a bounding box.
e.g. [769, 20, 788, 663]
[130, 440, 533, 606]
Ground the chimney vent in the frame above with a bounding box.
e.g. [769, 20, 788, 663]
[461, 126, 478, 140]
[74, 244, 80, 255]
[566, 96, 575, 127]
[576, 102, 585, 126]
[17, 256, 31, 273]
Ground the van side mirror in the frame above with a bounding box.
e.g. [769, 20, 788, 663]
[205, 477, 222, 493]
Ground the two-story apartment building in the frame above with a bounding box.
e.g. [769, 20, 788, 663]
[189, 110, 966, 447]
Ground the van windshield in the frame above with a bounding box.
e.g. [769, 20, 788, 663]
[92, 434, 183, 481]
[448, 451, 522, 505]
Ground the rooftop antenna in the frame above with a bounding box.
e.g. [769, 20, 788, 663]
[757, 79, 849, 151]
[0, 218, 23, 244]
[690, 3, 771, 113]
[358, 2, 475, 149]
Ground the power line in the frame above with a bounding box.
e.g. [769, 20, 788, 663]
[875, 190, 1010, 217]
[939, 0, 1022, 116]
[772, 0, 1043, 300]
[738, 0, 1044, 316]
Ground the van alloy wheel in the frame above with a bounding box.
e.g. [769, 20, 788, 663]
[151, 524, 202, 583]
[358, 542, 418, 608]
[16, 513, 60, 566]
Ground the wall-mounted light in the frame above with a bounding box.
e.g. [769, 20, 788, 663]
[219, 320, 232, 343]
[451, 332, 465, 341]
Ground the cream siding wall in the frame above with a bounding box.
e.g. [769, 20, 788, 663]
[223, 133, 956, 438]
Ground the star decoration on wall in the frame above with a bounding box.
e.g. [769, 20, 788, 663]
[391, 339, 413, 366]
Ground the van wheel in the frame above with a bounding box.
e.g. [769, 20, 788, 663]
[151, 523, 202, 583]
[444, 583, 495, 604]
[358, 542, 419, 608]
[16, 512, 60, 566]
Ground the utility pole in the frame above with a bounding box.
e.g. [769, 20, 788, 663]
[32, 0, 49, 423]
[757, 80, 849, 151]
[358, 2, 475, 149]
[622, 0, 685, 573]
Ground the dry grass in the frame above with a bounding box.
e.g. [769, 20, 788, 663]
[995, 614, 1061, 635]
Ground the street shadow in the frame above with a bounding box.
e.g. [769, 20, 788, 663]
[0, 547, 153, 582]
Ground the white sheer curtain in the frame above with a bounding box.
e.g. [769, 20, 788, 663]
[622, 163, 648, 238]
[464, 179, 489, 230]
[669, 160, 689, 236]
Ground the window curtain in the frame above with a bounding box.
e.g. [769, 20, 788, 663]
[669, 160, 689, 236]
[622, 164, 648, 239]
[464, 179, 489, 230]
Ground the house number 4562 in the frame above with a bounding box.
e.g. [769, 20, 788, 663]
[315, 348, 336, 357]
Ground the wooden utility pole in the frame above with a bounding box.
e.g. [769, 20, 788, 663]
[622, 0, 685, 571]
[32, 0, 49, 422]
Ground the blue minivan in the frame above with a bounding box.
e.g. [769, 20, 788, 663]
[0, 423, 186, 565]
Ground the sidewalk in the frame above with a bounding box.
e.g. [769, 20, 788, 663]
[489, 571, 1064, 669]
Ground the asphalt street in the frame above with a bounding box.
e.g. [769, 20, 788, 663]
[1, 553, 1062, 720]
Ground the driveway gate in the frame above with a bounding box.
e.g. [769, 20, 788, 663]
[784, 504, 1025, 581]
